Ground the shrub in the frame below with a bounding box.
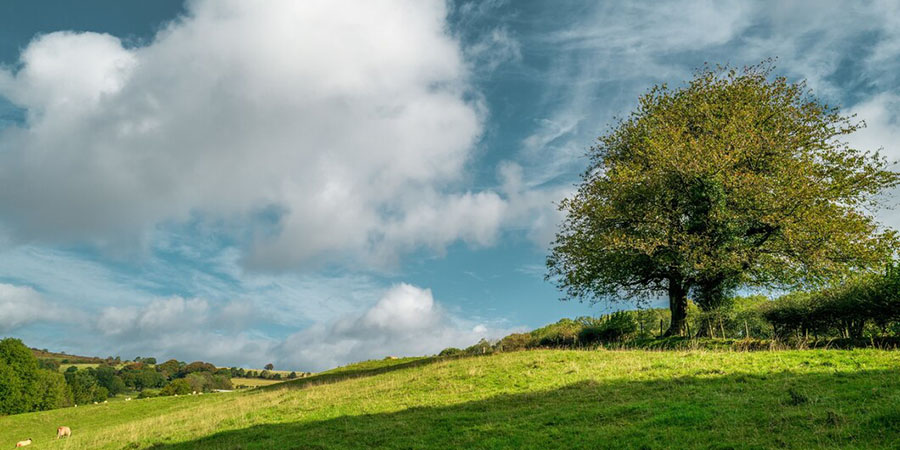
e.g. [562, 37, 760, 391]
[33, 369, 72, 410]
[464, 339, 494, 355]
[578, 312, 638, 344]
[530, 318, 580, 347]
[438, 347, 463, 357]
[160, 379, 192, 396]
[497, 333, 531, 352]
[138, 389, 158, 399]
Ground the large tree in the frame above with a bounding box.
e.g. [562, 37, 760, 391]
[547, 62, 898, 335]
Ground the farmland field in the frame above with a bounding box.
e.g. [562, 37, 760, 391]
[1, 349, 898, 449]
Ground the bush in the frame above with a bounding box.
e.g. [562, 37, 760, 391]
[464, 339, 495, 355]
[38, 359, 61, 371]
[160, 379, 192, 396]
[530, 318, 580, 347]
[138, 389, 158, 399]
[438, 347, 463, 357]
[762, 266, 900, 340]
[578, 312, 638, 344]
[496, 333, 531, 352]
[33, 369, 72, 410]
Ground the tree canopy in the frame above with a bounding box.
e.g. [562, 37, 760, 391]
[547, 61, 898, 335]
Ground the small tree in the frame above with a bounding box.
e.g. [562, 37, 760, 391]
[548, 61, 898, 335]
[264, 363, 274, 371]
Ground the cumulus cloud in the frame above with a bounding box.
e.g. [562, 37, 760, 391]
[846, 94, 900, 229]
[276, 283, 515, 371]
[83, 284, 513, 371]
[0, 0, 512, 268]
[0, 283, 55, 332]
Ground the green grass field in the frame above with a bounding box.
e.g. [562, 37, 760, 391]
[1, 349, 898, 449]
[232, 377, 286, 388]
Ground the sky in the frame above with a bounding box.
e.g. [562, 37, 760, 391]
[0, 0, 899, 371]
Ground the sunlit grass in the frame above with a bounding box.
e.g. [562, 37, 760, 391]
[1, 349, 898, 449]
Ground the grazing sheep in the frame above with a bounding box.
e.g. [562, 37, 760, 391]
[15, 438, 32, 447]
[125, 397, 132, 401]
[57, 426, 72, 439]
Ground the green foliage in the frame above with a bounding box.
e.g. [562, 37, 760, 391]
[137, 389, 159, 399]
[32, 369, 72, 410]
[464, 339, 495, 355]
[496, 333, 531, 352]
[548, 60, 898, 335]
[65, 369, 107, 404]
[178, 361, 217, 378]
[763, 265, 900, 339]
[0, 338, 42, 414]
[95, 365, 127, 396]
[578, 311, 638, 344]
[38, 358, 61, 371]
[438, 347, 463, 357]
[530, 318, 580, 347]
[156, 359, 182, 379]
[160, 379, 192, 396]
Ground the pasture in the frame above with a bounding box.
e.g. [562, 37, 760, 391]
[0, 349, 897, 449]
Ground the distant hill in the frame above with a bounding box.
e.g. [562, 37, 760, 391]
[29, 347, 105, 364]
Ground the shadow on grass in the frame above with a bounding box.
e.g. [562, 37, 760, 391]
[151, 368, 900, 450]
[259, 357, 445, 392]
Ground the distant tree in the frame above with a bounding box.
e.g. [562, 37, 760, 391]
[185, 373, 209, 392]
[38, 359, 61, 371]
[264, 363, 274, 371]
[287, 371, 297, 379]
[65, 369, 104, 405]
[133, 369, 166, 390]
[142, 357, 157, 365]
[94, 365, 127, 396]
[209, 374, 232, 390]
[160, 379, 192, 396]
[178, 361, 216, 378]
[156, 359, 181, 379]
[0, 338, 41, 414]
[548, 61, 899, 335]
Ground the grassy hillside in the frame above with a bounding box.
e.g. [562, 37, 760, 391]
[0, 349, 898, 449]
[30, 348, 104, 364]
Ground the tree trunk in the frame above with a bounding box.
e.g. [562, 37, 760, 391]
[664, 277, 688, 336]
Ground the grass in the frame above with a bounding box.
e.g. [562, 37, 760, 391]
[231, 377, 285, 388]
[1, 349, 898, 449]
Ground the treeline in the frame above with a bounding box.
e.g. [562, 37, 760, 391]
[441, 267, 900, 356]
[228, 367, 308, 382]
[0, 338, 73, 414]
[763, 266, 900, 339]
[0, 338, 238, 415]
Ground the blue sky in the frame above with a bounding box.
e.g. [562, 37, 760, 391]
[0, 0, 899, 371]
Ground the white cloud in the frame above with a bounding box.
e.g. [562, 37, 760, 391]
[79, 283, 516, 371]
[0, 283, 55, 332]
[276, 283, 515, 371]
[0, 0, 505, 269]
[846, 94, 900, 229]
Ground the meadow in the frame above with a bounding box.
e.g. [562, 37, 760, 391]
[0, 349, 897, 449]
